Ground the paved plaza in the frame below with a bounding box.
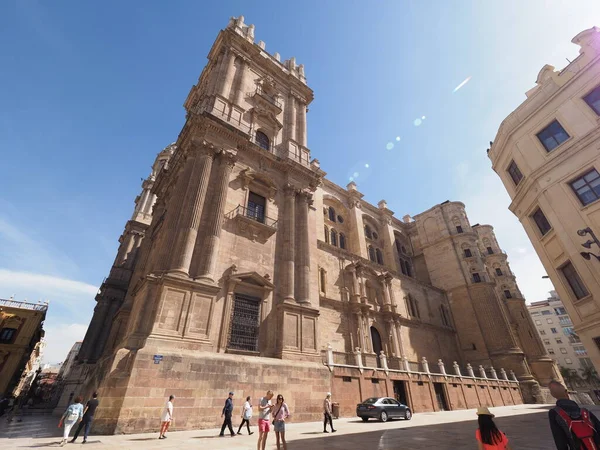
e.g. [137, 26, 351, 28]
[2, 403, 594, 449]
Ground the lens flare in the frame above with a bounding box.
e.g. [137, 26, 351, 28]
[386, 142, 394, 150]
[422, 115, 426, 120]
[365, 163, 369, 168]
[395, 136, 401, 141]
[353, 171, 359, 178]
[413, 118, 422, 127]
[453, 76, 472, 93]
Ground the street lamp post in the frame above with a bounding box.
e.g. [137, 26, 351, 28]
[578, 227, 600, 262]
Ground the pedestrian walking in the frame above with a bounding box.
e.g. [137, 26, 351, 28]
[548, 380, 600, 449]
[475, 407, 512, 450]
[272, 394, 290, 450]
[237, 396, 253, 435]
[158, 395, 175, 440]
[70, 391, 99, 444]
[219, 391, 236, 437]
[58, 396, 84, 447]
[323, 392, 336, 433]
[257, 390, 274, 450]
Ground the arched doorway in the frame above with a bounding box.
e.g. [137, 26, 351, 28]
[370, 326, 383, 368]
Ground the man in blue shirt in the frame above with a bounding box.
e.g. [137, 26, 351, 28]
[219, 392, 236, 437]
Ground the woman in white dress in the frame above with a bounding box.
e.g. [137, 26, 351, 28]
[159, 395, 175, 439]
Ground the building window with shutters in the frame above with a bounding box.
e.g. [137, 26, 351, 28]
[247, 192, 266, 224]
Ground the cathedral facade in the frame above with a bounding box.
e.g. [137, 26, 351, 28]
[68, 16, 559, 434]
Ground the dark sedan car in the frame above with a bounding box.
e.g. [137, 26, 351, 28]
[356, 397, 412, 422]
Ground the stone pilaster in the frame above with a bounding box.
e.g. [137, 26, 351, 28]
[233, 59, 246, 106]
[282, 185, 296, 301]
[297, 101, 307, 146]
[295, 191, 312, 304]
[169, 145, 215, 276]
[194, 150, 237, 282]
[92, 301, 120, 360]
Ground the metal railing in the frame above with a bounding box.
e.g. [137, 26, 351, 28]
[0, 299, 48, 311]
[255, 85, 282, 108]
[226, 205, 278, 229]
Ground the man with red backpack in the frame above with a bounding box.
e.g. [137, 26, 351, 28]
[549, 380, 600, 450]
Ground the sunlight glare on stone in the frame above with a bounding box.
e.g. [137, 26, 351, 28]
[386, 142, 394, 150]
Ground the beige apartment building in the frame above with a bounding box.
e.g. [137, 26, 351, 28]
[67, 16, 559, 434]
[489, 26, 600, 372]
[0, 298, 47, 397]
[528, 291, 593, 374]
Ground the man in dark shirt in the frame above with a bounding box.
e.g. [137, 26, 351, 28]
[548, 380, 600, 449]
[219, 392, 236, 437]
[70, 392, 99, 444]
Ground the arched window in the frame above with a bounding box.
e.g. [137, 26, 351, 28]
[324, 225, 329, 244]
[339, 233, 346, 250]
[395, 239, 402, 255]
[255, 130, 270, 151]
[365, 225, 373, 239]
[375, 248, 383, 265]
[368, 245, 376, 262]
[331, 229, 338, 247]
[328, 206, 336, 222]
[406, 294, 421, 319]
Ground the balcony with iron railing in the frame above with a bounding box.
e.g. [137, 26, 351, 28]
[226, 205, 278, 233]
[254, 85, 282, 110]
[0, 298, 48, 312]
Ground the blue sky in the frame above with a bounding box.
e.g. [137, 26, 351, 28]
[1, 0, 598, 363]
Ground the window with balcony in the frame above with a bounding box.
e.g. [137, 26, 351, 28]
[531, 208, 552, 236]
[507, 160, 524, 186]
[565, 327, 581, 343]
[583, 84, 600, 115]
[0, 328, 16, 343]
[570, 169, 600, 206]
[247, 192, 266, 223]
[503, 290, 512, 299]
[554, 307, 567, 315]
[559, 316, 572, 326]
[255, 130, 270, 151]
[573, 345, 587, 357]
[487, 247, 494, 255]
[456, 225, 463, 234]
[472, 273, 481, 283]
[581, 357, 594, 368]
[464, 249, 472, 258]
[560, 261, 589, 300]
[495, 268, 503, 276]
[537, 120, 570, 152]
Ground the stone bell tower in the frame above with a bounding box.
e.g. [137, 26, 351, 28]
[78, 16, 330, 434]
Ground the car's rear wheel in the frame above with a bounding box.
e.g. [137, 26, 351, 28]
[404, 409, 412, 420]
[380, 411, 388, 422]
[361, 417, 369, 422]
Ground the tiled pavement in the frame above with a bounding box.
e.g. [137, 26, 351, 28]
[2, 404, 596, 449]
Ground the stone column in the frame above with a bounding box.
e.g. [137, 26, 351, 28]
[169, 147, 215, 276]
[218, 50, 237, 99]
[195, 150, 236, 281]
[208, 51, 225, 96]
[287, 94, 297, 142]
[233, 59, 246, 106]
[379, 275, 392, 312]
[295, 191, 312, 304]
[297, 101, 307, 146]
[281, 185, 296, 301]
